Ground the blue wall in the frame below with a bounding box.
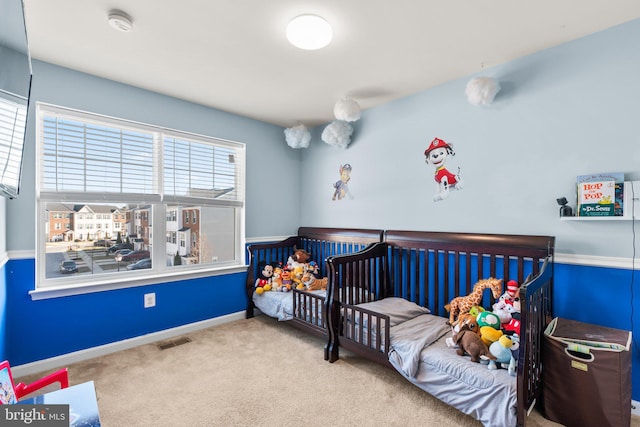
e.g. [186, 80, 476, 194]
[299, 19, 640, 258]
[3, 17, 640, 402]
[6, 259, 246, 364]
[0, 262, 6, 361]
[554, 263, 640, 398]
[3, 61, 301, 366]
[298, 19, 640, 400]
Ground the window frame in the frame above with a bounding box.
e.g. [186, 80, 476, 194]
[32, 102, 246, 300]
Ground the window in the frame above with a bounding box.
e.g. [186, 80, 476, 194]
[0, 97, 27, 198]
[36, 103, 245, 293]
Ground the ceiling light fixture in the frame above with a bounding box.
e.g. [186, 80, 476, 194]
[107, 10, 134, 32]
[286, 14, 332, 50]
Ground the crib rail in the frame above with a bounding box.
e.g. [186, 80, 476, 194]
[246, 228, 384, 320]
[292, 288, 327, 336]
[517, 257, 553, 427]
[338, 303, 391, 367]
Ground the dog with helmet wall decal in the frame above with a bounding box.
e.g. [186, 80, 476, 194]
[424, 137, 463, 202]
[332, 163, 354, 201]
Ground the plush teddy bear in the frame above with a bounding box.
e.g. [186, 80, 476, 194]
[291, 265, 306, 290]
[254, 261, 274, 295]
[452, 322, 496, 363]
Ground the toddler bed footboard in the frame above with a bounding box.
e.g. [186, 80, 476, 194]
[326, 230, 554, 427]
[246, 227, 384, 338]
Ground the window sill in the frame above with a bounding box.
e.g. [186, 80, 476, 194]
[29, 264, 248, 300]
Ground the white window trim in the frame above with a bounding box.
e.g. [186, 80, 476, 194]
[34, 102, 246, 298]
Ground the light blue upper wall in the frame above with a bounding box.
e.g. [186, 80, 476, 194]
[300, 19, 640, 258]
[6, 60, 301, 251]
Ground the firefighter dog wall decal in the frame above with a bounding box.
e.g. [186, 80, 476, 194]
[424, 137, 463, 202]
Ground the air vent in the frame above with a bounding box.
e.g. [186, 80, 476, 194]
[157, 337, 191, 350]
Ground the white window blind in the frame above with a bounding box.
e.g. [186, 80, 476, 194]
[39, 106, 159, 202]
[164, 134, 243, 206]
[38, 104, 244, 207]
[0, 96, 27, 198]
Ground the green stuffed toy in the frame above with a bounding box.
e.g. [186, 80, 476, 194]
[476, 311, 500, 329]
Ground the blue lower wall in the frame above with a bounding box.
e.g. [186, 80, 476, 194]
[553, 262, 639, 401]
[4, 257, 639, 401]
[0, 262, 6, 361]
[5, 259, 246, 365]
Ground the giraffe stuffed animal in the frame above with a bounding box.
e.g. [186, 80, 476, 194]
[445, 278, 503, 325]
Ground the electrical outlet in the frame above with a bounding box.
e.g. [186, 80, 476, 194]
[144, 293, 156, 308]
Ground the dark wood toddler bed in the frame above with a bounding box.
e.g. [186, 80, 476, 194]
[245, 227, 384, 340]
[326, 230, 554, 427]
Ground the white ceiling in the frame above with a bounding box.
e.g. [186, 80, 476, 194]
[22, 0, 640, 128]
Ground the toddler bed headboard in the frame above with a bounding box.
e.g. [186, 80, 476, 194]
[326, 230, 554, 427]
[382, 230, 554, 427]
[245, 227, 384, 318]
[381, 230, 554, 317]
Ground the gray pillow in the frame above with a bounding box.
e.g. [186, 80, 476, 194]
[354, 297, 430, 327]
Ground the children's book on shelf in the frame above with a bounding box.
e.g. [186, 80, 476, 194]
[577, 172, 624, 217]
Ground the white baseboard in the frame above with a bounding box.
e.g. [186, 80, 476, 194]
[632, 400, 640, 417]
[11, 311, 245, 378]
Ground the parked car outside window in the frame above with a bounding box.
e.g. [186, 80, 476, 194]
[126, 258, 152, 270]
[59, 260, 78, 274]
[114, 249, 133, 262]
[106, 243, 134, 254]
[121, 250, 150, 263]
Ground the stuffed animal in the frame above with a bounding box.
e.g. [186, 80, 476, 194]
[446, 312, 480, 348]
[272, 264, 283, 290]
[277, 268, 293, 292]
[501, 281, 522, 335]
[453, 313, 481, 335]
[492, 285, 521, 336]
[508, 334, 521, 376]
[306, 261, 320, 277]
[483, 335, 518, 376]
[254, 261, 274, 295]
[476, 311, 501, 329]
[491, 300, 513, 325]
[479, 325, 504, 347]
[291, 265, 306, 289]
[468, 305, 485, 318]
[287, 248, 311, 270]
[452, 322, 496, 363]
[302, 271, 328, 291]
[502, 280, 520, 306]
[444, 277, 503, 325]
[501, 302, 521, 336]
